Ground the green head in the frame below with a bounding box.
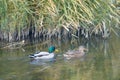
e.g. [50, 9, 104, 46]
[48, 46, 55, 53]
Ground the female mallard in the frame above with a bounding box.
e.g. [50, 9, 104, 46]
[29, 46, 56, 60]
[63, 46, 88, 59]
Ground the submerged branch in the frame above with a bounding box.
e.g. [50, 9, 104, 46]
[2, 40, 25, 49]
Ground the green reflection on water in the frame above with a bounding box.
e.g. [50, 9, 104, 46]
[0, 35, 120, 80]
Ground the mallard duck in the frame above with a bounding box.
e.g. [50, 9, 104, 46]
[29, 46, 56, 60]
[63, 46, 88, 59]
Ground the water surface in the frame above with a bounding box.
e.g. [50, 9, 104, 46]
[0, 35, 120, 80]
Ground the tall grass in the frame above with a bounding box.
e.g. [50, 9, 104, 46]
[0, 0, 120, 41]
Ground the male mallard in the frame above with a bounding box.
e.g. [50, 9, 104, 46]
[63, 46, 88, 59]
[29, 46, 56, 60]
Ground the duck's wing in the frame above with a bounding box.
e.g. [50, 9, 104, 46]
[29, 52, 49, 58]
[35, 52, 49, 57]
[66, 50, 76, 55]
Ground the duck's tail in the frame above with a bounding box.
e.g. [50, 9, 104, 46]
[29, 51, 40, 58]
[29, 54, 35, 58]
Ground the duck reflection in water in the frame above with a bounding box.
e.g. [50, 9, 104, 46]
[30, 58, 55, 66]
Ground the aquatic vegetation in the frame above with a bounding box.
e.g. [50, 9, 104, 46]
[0, 0, 120, 42]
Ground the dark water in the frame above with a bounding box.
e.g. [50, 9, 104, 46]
[0, 35, 120, 80]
